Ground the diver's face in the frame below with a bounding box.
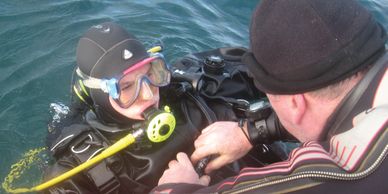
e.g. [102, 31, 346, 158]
[109, 63, 160, 120]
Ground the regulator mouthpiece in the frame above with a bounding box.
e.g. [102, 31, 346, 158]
[142, 106, 176, 143]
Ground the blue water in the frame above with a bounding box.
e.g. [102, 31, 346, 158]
[0, 0, 387, 193]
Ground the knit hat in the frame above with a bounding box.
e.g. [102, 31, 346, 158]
[243, 0, 387, 94]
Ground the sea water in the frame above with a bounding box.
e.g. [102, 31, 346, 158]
[0, 0, 387, 193]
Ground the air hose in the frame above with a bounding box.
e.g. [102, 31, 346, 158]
[3, 106, 175, 193]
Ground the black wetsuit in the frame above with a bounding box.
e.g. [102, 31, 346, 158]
[44, 47, 282, 194]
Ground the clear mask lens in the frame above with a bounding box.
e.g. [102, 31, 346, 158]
[116, 56, 170, 108]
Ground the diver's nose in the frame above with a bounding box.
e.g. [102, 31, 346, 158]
[139, 81, 154, 100]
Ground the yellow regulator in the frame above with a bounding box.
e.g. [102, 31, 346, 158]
[2, 106, 176, 193]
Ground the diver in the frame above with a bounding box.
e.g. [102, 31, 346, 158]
[43, 22, 286, 194]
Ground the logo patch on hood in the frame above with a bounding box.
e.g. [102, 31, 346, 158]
[123, 49, 133, 60]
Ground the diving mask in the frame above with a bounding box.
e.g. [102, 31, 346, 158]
[77, 53, 171, 108]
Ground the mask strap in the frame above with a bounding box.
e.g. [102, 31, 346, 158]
[76, 68, 112, 94]
[76, 68, 120, 99]
[76, 68, 101, 87]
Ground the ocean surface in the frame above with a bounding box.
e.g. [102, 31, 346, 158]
[0, 0, 387, 193]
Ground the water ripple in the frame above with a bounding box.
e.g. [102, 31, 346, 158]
[0, 0, 386, 186]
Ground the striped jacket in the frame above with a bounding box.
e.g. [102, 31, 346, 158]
[152, 54, 388, 194]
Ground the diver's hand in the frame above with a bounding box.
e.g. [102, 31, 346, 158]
[158, 152, 210, 186]
[191, 121, 253, 174]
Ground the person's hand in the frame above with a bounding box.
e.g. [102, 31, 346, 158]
[158, 152, 211, 186]
[191, 121, 253, 174]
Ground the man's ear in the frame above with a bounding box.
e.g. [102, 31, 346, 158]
[289, 94, 306, 124]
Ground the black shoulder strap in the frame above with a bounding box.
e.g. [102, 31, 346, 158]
[185, 92, 217, 124]
[323, 52, 388, 139]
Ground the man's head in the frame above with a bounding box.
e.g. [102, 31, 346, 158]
[244, 0, 387, 141]
[75, 22, 170, 123]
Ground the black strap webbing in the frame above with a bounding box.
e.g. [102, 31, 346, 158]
[324, 52, 388, 139]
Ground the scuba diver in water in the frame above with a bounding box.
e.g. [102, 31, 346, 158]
[44, 22, 289, 193]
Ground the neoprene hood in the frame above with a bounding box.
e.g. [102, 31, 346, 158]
[76, 22, 148, 124]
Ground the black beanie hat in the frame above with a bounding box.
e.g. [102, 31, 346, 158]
[76, 22, 148, 124]
[243, 0, 387, 94]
